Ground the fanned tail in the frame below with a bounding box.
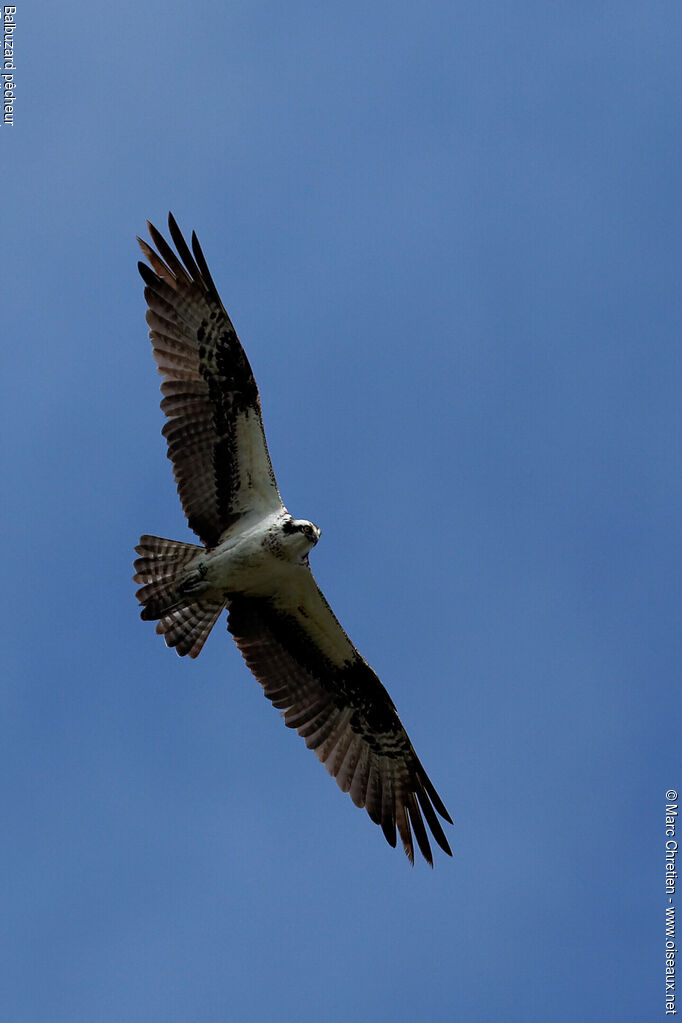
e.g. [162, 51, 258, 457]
[133, 535, 224, 658]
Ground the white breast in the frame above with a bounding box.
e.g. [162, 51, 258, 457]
[203, 509, 295, 595]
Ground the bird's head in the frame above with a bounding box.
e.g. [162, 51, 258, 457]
[281, 517, 322, 561]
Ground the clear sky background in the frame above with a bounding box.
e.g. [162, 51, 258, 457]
[3, 3, 681, 1021]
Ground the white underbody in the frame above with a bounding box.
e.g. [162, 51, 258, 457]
[188, 509, 316, 602]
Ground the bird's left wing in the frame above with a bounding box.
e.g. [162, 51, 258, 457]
[138, 214, 283, 547]
[226, 570, 453, 865]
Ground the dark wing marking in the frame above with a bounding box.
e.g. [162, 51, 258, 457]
[138, 213, 283, 547]
[226, 571, 452, 865]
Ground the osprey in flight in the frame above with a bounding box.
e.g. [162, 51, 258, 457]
[134, 214, 452, 864]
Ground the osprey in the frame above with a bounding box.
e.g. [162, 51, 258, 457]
[134, 214, 452, 865]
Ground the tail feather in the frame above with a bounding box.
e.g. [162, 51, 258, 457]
[134, 535, 224, 658]
[155, 601, 225, 658]
[134, 534, 201, 578]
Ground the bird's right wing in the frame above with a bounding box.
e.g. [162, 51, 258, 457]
[138, 214, 284, 547]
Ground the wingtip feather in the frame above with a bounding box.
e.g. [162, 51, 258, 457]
[138, 260, 158, 287]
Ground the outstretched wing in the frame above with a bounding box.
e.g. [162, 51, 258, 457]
[226, 570, 453, 865]
[138, 214, 283, 547]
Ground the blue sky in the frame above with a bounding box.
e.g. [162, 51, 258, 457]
[3, 2, 681, 1020]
